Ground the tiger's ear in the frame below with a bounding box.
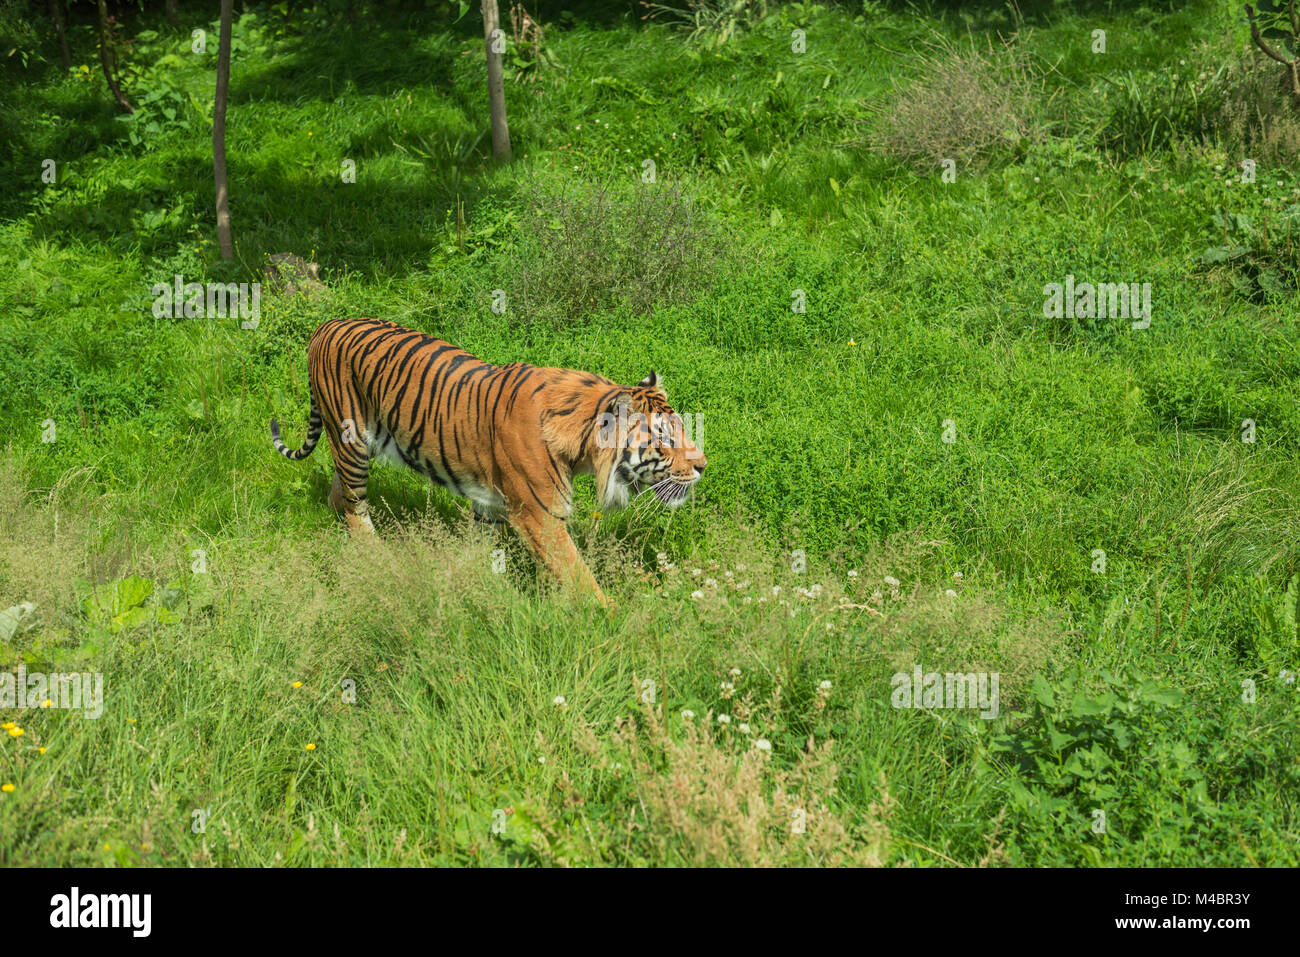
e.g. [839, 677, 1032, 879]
[638, 371, 666, 396]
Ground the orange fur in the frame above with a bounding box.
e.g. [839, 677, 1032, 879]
[270, 318, 706, 603]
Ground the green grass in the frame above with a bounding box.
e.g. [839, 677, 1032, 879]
[0, 0, 1298, 866]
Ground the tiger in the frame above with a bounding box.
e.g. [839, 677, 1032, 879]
[270, 317, 706, 604]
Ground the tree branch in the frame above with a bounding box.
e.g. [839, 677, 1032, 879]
[1246, 4, 1295, 65]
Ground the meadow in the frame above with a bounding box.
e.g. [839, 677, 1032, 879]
[0, 0, 1298, 866]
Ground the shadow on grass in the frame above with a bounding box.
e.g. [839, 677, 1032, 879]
[9, 2, 513, 276]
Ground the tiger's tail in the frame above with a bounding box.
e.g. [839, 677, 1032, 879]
[270, 388, 323, 461]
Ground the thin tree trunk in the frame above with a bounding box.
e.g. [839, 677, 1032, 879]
[481, 0, 512, 162]
[165, 0, 180, 29]
[214, 0, 235, 261]
[96, 0, 134, 113]
[49, 0, 71, 72]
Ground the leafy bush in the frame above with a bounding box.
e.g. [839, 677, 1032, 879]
[986, 664, 1300, 865]
[987, 668, 1205, 864]
[1193, 205, 1300, 301]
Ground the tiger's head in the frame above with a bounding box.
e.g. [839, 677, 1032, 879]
[595, 372, 706, 511]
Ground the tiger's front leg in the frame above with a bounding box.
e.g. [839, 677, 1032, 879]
[508, 505, 611, 606]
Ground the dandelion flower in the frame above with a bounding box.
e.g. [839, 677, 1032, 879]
[292, 681, 303, 689]
[305, 743, 316, 751]
[0, 784, 13, 793]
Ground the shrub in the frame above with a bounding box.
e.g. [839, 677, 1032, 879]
[866, 35, 1041, 173]
[509, 176, 725, 325]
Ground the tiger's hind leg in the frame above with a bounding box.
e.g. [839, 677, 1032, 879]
[323, 415, 375, 536]
[328, 470, 374, 535]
